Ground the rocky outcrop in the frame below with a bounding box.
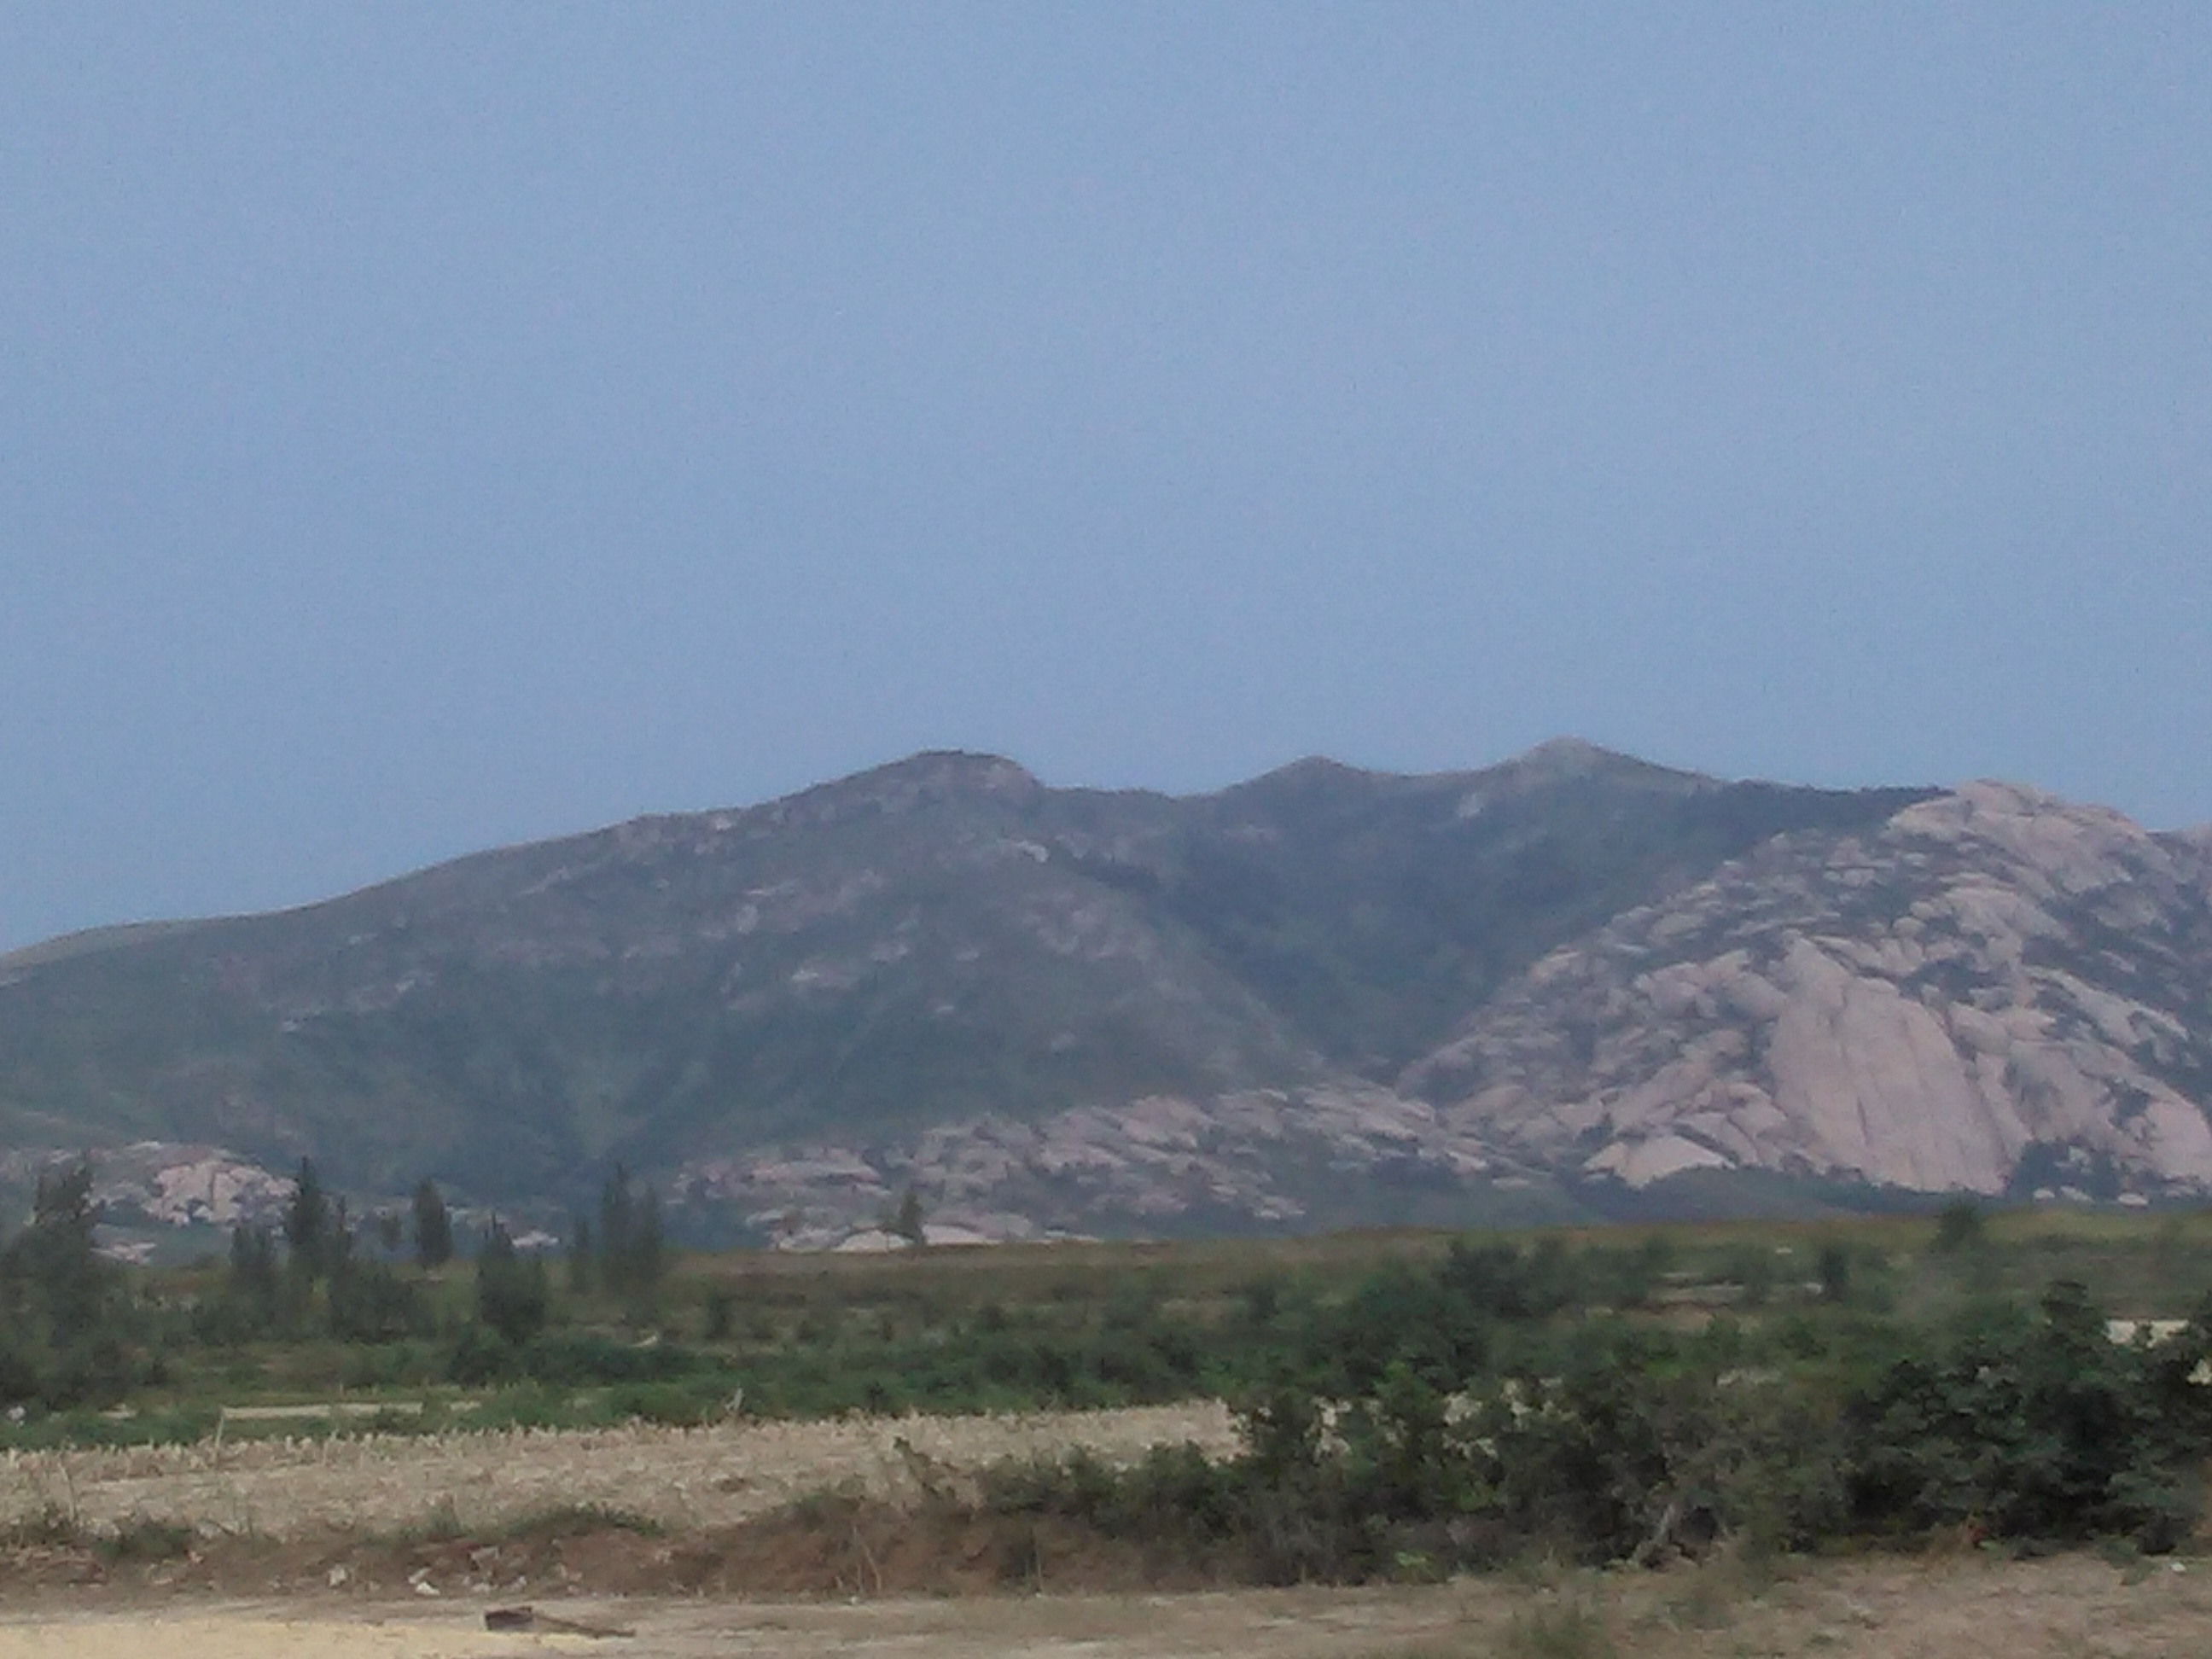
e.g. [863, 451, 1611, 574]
[1, 1141, 293, 1229]
[1406, 783, 2212, 1198]
[676, 1083, 1502, 1247]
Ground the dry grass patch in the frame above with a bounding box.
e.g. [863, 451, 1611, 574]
[0, 1403, 1236, 1542]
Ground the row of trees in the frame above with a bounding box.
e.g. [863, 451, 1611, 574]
[274, 1159, 456, 1276]
[212, 1159, 668, 1348]
[0, 1155, 678, 1404]
[568, 1164, 665, 1297]
[469, 1166, 670, 1347]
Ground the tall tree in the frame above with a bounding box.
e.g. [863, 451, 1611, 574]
[411, 1178, 453, 1270]
[16, 1161, 108, 1345]
[891, 1186, 928, 1249]
[474, 1218, 548, 1345]
[597, 1164, 635, 1289]
[596, 1165, 664, 1299]
[224, 1221, 282, 1337]
[284, 1157, 331, 1279]
[0, 1160, 121, 1406]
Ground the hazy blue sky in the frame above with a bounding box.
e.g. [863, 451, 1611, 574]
[3, 5, 2207, 950]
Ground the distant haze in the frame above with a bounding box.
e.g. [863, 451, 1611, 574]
[3, 6, 2207, 951]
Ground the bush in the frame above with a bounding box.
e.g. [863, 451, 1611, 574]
[1843, 1280, 2212, 1549]
[328, 1260, 426, 1344]
[1499, 1595, 1618, 1659]
[446, 1324, 521, 1386]
[1932, 1199, 1986, 1254]
[518, 1331, 716, 1384]
[474, 1220, 550, 1346]
[100, 1516, 195, 1563]
[972, 1285, 2212, 1581]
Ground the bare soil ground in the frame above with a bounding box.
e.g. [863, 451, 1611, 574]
[5, 1555, 2212, 1659]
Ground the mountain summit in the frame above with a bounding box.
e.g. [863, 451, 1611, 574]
[3, 745, 2204, 1240]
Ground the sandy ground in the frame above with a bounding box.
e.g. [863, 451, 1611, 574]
[0, 1609, 579, 1658]
[4, 1554, 2212, 1658]
[0, 1405, 1237, 1540]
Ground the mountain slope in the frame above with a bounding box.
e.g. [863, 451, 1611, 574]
[1131, 740, 1934, 1073]
[0, 743, 1932, 1220]
[0, 754, 1322, 1196]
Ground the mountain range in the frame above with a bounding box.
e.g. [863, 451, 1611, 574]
[2, 741, 2206, 1244]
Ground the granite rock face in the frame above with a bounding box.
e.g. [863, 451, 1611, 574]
[0, 1141, 294, 1230]
[676, 1083, 1505, 1247]
[1405, 783, 2212, 1199]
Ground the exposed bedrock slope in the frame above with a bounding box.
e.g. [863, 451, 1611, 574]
[1406, 783, 2212, 1198]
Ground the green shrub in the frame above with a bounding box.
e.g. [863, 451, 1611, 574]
[1499, 1595, 1617, 1659]
[328, 1260, 427, 1344]
[100, 1516, 195, 1563]
[1843, 1279, 2212, 1549]
[1931, 1199, 1986, 1254]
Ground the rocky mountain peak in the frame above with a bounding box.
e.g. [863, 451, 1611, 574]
[1892, 781, 2194, 893]
[1511, 735, 1633, 777]
[1481, 736, 1716, 800]
[766, 750, 1044, 830]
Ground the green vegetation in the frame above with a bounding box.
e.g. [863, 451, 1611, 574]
[411, 1176, 453, 1269]
[8, 1178, 2212, 1574]
[0, 1162, 132, 1407]
[474, 1218, 550, 1346]
[987, 1271, 2212, 1581]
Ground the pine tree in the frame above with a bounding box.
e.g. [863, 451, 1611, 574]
[595, 1166, 664, 1304]
[892, 1186, 928, 1249]
[0, 1161, 122, 1406]
[19, 1162, 108, 1344]
[227, 1221, 282, 1332]
[597, 1165, 635, 1290]
[474, 1218, 548, 1345]
[285, 1157, 331, 1280]
[411, 1178, 453, 1270]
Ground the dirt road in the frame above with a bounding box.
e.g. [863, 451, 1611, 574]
[4, 1554, 2212, 1659]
